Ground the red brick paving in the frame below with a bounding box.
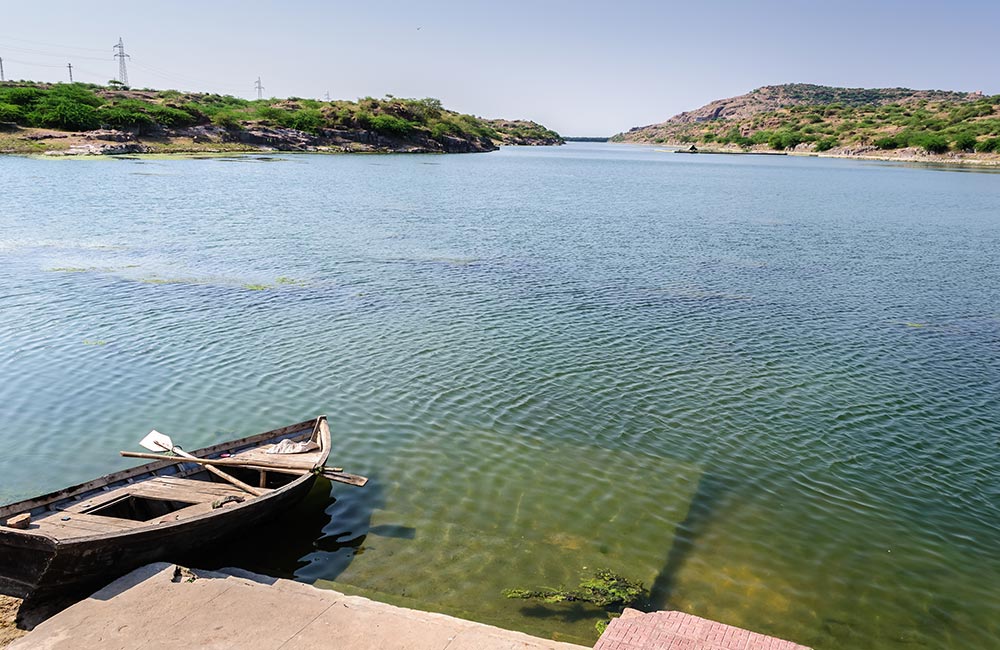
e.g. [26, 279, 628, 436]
[594, 609, 811, 650]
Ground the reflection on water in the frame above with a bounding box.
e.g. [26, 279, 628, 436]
[1, 145, 998, 648]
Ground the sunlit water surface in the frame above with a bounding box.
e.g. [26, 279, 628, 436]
[1, 144, 998, 648]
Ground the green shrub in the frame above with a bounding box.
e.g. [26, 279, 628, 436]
[27, 100, 100, 130]
[952, 132, 977, 152]
[254, 106, 285, 123]
[0, 102, 24, 122]
[370, 113, 413, 135]
[974, 137, 1000, 153]
[212, 110, 244, 129]
[98, 106, 154, 130]
[874, 136, 900, 150]
[286, 109, 323, 133]
[916, 134, 949, 154]
[430, 122, 452, 139]
[355, 110, 373, 128]
[717, 127, 751, 147]
[47, 84, 103, 107]
[768, 130, 802, 150]
[147, 105, 197, 127]
[0, 87, 45, 106]
[814, 137, 838, 152]
[406, 97, 443, 121]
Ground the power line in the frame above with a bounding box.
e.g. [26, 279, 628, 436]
[0, 57, 66, 69]
[67, 62, 73, 83]
[0, 33, 108, 53]
[113, 37, 129, 86]
[129, 60, 246, 94]
[0, 42, 108, 62]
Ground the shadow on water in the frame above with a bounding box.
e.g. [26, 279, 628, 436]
[517, 602, 607, 625]
[193, 475, 411, 585]
[645, 471, 737, 610]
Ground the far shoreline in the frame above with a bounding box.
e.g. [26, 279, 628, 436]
[606, 141, 1000, 168]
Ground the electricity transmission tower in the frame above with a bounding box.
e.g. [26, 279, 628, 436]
[67, 63, 73, 83]
[0, 57, 5, 82]
[255, 77, 264, 100]
[113, 38, 130, 86]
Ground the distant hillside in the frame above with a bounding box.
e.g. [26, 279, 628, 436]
[612, 83, 1000, 158]
[0, 82, 564, 155]
[661, 83, 978, 124]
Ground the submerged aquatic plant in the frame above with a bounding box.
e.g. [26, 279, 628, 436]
[503, 569, 644, 634]
[503, 569, 644, 607]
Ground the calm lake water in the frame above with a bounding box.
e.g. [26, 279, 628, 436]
[1, 144, 998, 648]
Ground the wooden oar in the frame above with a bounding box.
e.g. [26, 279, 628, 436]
[139, 431, 265, 496]
[120, 450, 368, 487]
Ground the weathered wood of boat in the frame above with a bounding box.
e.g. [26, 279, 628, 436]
[0, 416, 332, 604]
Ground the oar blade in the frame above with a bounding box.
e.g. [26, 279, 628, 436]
[319, 468, 368, 487]
[140, 429, 174, 453]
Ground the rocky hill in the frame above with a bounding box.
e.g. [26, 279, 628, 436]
[612, 83, 1000, 160]
[0, 82, 564, 155]
[662, 83, 979, 124]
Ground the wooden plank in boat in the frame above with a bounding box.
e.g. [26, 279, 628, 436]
[31, 512, 144, 537]
[126, 483, 245, 506]
[227, 448, 321, 470]
[145, 476, 255, 498]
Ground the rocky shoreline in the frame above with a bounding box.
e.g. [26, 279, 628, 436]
[0, 123, 564, 157]
[642, 141, 1000, 167]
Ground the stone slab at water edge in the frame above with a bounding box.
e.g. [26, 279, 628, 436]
[7, 563, 589, 650]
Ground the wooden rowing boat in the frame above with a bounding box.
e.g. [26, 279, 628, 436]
[0, 416, 332, 605]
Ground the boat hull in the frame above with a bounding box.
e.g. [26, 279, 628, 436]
[23, 473, 315, 604]
[0, 416, 331, 605]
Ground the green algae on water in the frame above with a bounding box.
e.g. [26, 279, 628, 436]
[139, 278, 186, 285]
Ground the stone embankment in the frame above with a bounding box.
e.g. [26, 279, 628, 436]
[6, 564, 588, 650]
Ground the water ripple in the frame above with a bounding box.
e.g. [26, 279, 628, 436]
[0, 148, 998, 648]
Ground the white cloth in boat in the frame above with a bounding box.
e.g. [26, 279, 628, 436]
[265, 439, 320, 454]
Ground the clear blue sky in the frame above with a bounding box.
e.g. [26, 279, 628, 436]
[1, 0, 997, 136]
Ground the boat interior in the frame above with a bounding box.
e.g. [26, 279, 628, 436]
[0, 418, 327, 540]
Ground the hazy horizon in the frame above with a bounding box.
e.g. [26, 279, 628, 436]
[2, 0, 998, 136]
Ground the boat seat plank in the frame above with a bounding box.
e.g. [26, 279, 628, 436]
[226, 448, 322, 470]
[60, 477, 260, 518]
[144, 476, 260, 498]
[30, 511, 146, 538]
